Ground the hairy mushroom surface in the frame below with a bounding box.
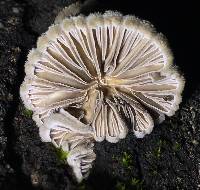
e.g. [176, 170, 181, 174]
[20, 10, 184, 182]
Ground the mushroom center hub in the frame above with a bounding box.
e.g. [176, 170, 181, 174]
[95, 76, 115, 97]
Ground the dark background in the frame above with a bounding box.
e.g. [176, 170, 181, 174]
[0, 0, 199, 189]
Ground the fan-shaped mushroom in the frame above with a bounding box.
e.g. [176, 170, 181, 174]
[20, 4, 184, 182]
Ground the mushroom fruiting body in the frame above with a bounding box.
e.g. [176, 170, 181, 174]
[20, 8, 184, 182]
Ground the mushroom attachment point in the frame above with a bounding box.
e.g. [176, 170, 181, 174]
[20, 4, 184, 182]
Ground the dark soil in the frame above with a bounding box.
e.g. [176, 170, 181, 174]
[0, 0, 199, 189]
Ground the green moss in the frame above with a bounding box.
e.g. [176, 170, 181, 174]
[153, 139, 166, 159]
[55, 147, 69, 162]
[22, 108, 33, 118]
[116, 182, 126, 190]
[77, 182, 86, 190]
[152, 169, 158, 176]
[115, 178, 143, 190]
[130, 178, 143, 190]
[112, 154, 117, 160]
[121, 152, 133, 169]
[173, 142, 181, 151]
[154, 145, 161, 158]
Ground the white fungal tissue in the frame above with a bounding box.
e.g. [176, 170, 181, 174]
[20, 3, 184, 182]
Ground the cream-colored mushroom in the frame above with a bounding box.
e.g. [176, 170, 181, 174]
[67, 143, 96, 183]
[20, 4, 184, 182]
[40, 108, 95, 182]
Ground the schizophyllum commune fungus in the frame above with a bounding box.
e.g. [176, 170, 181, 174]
[20, 2, 185, 182]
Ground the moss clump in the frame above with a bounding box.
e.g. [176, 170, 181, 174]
[154, 145, 161, 158]
[116, 182, 126, 190]
[55, 147, 69, 162]
[153, 139, 166, 159]
[121, 152, 133, 169]
[130, 177, 143, 189]
[115, 178, 143, 190]
[22, 107, 33, 118]
[77, 182, 87, 190]
[172, 142, 181, 151]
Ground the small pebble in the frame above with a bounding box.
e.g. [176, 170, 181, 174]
[31, 172, 40, 185]
[7, 93, 13, 101]
[0, 22, 4, 29]
[192, 140, 198, 145]
[12, 7, 20, 14]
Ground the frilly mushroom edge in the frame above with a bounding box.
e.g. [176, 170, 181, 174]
[20, 4, 185, 182]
